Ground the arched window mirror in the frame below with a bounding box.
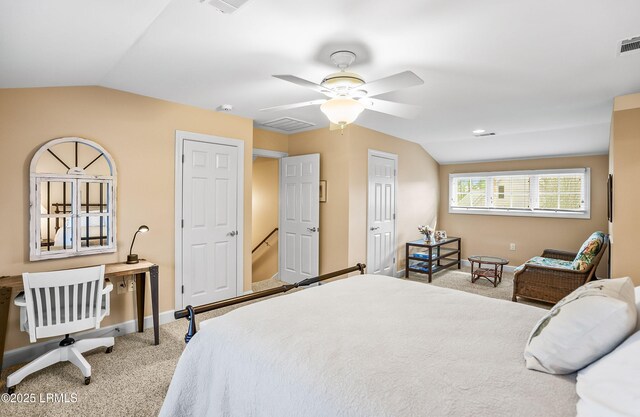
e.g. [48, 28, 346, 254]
[30, 137, 117, 261]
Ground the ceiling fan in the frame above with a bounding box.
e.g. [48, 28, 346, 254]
[261, 50, 424, 130]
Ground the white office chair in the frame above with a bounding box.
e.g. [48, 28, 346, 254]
[6, 265, 114, 393]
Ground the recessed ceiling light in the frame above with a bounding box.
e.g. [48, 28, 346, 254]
[472, 129, 486, 135]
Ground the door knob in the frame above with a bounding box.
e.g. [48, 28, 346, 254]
[370, 227, 380, 231]
[307, 227, 317, 232]
[228, 231, 237, 237]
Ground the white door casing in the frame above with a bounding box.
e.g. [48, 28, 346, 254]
[367, 150, 397, 276]
[175, 131, 244, 310]
[279, 154, 320, 284]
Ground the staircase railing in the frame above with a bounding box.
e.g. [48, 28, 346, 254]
[252, 227, 278, 254]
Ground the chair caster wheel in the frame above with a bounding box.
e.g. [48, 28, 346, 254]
[7, 386, 15, 394]
[105, 346, 113, 354]
[84, 377, 91, 385]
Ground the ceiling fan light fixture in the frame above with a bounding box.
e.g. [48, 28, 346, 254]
[320, 97, 364, 126]
[321, 71, 365, 90]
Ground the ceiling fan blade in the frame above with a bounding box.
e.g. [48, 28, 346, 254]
[260, 99, 327, 112]
[359, 98, 421, 119]
[359, 71, 424, 97]
[273, 75, 332, 96]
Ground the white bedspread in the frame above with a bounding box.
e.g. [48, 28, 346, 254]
[160, 275, 577, 417]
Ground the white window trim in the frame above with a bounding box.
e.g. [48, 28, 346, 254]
[448, 168, 590, 219]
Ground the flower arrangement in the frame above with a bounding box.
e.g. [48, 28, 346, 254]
[417, 225, 433, 235]
[417, 224, 434, 241]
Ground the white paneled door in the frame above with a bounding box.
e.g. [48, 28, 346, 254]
[182, 139, 239, 306]
[367, 151, 397, 276]
[279, 154, 320, 284]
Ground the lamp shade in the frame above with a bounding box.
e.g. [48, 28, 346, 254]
[320, 97, 364, 126]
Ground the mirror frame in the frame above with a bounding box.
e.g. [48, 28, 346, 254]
[29, 137, 117, 261]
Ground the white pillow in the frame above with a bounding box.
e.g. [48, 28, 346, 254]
[524, 277, 637, 374]
[576, 329, 640, 417]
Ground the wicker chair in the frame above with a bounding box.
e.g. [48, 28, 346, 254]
[512, 234, 609, 305]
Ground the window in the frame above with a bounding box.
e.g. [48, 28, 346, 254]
[449, 168, 590, 218]
[455, 177, 487, 208]
[30, 137, 117, 260]
[492, 175, 530, 209]
[537, 174, 583, 211]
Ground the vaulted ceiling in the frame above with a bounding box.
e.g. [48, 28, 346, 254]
[2, 0, 639, 163]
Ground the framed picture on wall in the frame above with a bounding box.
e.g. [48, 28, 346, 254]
[319, 180, 327, 203]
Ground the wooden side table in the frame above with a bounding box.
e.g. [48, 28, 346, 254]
[469, 256, 509, 287]
[405, 237, 461, 282]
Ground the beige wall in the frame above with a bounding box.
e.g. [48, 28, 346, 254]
[253, 128, 288, 153]
[346, 126, 439, 272]
[288, 128, 351, 274]
[0, 86, 254, 351]
[610, 93, 640, 284]
[251, 157, 279, 282]
[438, 155, 609, 273]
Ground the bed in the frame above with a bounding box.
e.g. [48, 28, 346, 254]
[160, 272, 578, 417]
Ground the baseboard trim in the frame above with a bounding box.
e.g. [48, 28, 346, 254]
[2, 310, 175, 370]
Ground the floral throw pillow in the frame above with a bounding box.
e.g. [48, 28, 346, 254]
[572, 232, 605, 271]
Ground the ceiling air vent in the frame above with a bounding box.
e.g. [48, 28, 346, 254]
[199, 0, 250, 14]
[260, 117, 316, 133]
[619, 36, 640, 55]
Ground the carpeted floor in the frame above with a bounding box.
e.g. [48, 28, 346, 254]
[406, 266, 550, 309]
[408, 267, 515, 300]
[0, 269, 547, 417]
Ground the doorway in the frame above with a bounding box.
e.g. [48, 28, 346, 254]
[175, 131, 244, 309]
[251, 150, 284, 284]
[367, 150, 397, 276]
[252, 150, 320, 285]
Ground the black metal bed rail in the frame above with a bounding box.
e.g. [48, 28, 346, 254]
[175, 263, 367, 343]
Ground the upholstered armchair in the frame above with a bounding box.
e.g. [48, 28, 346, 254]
[512, 232, 609, 305]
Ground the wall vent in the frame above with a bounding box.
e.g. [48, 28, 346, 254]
[199, 0, 250, 14]
[619, 36, 640, 55]
[260, 117, 316, 132]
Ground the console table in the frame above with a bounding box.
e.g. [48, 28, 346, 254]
[0, 261, 159, 371]
[405, 237, 461, 282]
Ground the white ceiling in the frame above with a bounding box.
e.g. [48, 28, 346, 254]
[2, 0, 639, 163]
